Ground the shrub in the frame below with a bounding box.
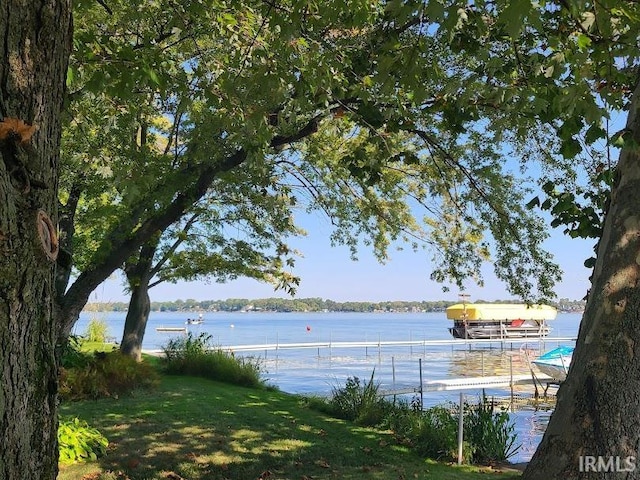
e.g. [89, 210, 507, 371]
[58, 417, 108, 465]
[306, 371, 520, 465]
[328, 371, 391, 426]
[59, 335, 93, 370]
[464, 394, 520, 464]
[384, 401, 470, 461]
[59, 351, 159, 401]
[162, 333, 264, 388]
[84, 318, 109, 343]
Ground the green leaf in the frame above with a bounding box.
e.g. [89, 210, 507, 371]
[144, 67, 161, 86]
[499, 0, 532, 38]
[526, 196, 540, 209]
[559, 137, 582, 159]
[584, 124, 606, 144]
[576, 33, 592, 51]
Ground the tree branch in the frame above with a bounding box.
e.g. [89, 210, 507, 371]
[58, 112, 331, 337]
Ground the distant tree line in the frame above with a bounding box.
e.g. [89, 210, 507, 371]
[83, 297, 586, 313]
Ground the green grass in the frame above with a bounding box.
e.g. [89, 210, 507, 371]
[58, 374, 522, 480]
[78, 341, 118, 353]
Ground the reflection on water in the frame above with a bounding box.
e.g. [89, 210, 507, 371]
[449, 348, 543, 378]
[511, 408, 554, 462]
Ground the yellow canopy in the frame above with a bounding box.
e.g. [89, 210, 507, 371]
[445, 303, 557, 321]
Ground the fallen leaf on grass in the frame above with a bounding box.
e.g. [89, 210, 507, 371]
[314, 459, 330, 468]
[80, 473, 101, 480]
[165, 472, 186, 480]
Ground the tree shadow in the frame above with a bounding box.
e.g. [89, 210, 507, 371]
[58, 376, 423, 479]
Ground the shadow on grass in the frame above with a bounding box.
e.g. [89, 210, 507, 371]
[58, 375, 520, 480]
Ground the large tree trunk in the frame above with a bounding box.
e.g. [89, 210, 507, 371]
[120, 277, 152, 362]
[0, 2, 72, 479]
[120, 240, 157, 361]
[523, 78, 640, 478]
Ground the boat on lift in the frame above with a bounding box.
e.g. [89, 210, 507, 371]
[532, 345, 574, 381]
[446, 303, 557, 339]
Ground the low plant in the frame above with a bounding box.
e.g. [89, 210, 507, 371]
[58, 417, 108, 465]
[328, 371, 391, 426]
[59, 351, 159, 400]
[464, 394, 521, 464]
[384, 401, 472, 462]
[58, 335, 93, 370]
[162, 332, 264, 388]
[84, 318, 109, 343]
[312, 372, 520, 465]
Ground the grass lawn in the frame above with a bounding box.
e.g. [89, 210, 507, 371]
[58, 374, 522, 480]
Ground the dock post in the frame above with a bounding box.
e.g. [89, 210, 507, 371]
[329, 332, 332, 360]
[410, 331, 413, 355]
[419, 358, 424, 408]
[509, 355, 514, 409]
[392, 356, 396, 404]
[458, 392, 464, 464]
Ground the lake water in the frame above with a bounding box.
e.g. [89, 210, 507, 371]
[75, 310, 582, 463]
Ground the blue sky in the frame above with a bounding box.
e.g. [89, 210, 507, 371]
[93, 211, 595, 303]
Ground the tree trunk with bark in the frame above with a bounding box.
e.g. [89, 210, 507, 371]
[0, 2, 72, 479]
[120, 240, 157, 361]
[120, 277, 152, 362]
[523, 77, 640, 479]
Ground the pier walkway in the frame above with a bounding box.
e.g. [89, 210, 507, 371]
[215, 336, 576, 354]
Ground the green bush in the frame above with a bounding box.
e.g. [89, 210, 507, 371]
[162, 333, 264, 388]
[59, 351, 159, 400]
[84, 318, 109, 343]
[384, 401, 471, 461]
[58, 335, 93, 369]
[58, 417, 108, 465]
[382, 397, 519, 464]
[464, 394, 520, 464]
[308, 372, 520, 465]
[328, 372, 391, 426]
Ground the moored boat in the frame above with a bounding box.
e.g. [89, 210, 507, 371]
[532, 345, 574, 381]
[186, 314, 204, 325]
[445, 303, 557, 339]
